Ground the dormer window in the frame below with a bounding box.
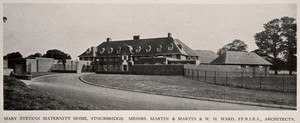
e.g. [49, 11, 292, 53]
[86, 48, 91, 54]
[146, 45, 152, 52]
[136, 46, 141, 53]
[156, 45, 162, 52]
[177, 44, 183, 50]
[108, 47, 113, 54]
[116, 47, 121, 54]
[99, 48, 105, 54]
[168, 43, 174, 51]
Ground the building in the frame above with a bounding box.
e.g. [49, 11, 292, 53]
[210, 51, 272, 77]
[78, 33, 200, 72]
[193, 50, 218, 64]
[7, 57, 54, 74]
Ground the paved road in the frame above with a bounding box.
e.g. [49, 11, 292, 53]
[24, 73, 280, 110]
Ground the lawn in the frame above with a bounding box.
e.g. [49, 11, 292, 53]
[4, 75, 113, 110]
[81, 74, 296, 106]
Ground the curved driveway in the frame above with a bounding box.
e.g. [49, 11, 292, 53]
[23, 73, 280, 110]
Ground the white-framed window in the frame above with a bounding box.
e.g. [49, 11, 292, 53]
[136, 46, 141, 53]
[86, 48, 91, 54]
[108, 47, 113, 54]
[146, 45, 151, 52]
[168, 43, 174, 51]
[100, 48, 105, 54]
[156, 45, 162, 52]
[177, 44, 183, 50]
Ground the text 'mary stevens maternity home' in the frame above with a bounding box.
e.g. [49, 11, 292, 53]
[78, 33, 200, 72]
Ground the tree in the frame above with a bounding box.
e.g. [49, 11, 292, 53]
[254, 16, 296, 75]
[43, 49, 71, 60]
[26, 53, 43, 59]
[3, 52, 23, 60]
[217, 39, 248, 55]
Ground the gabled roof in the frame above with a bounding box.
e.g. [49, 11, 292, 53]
[79, 36, 198, 57]
[210, 51, 272, 66]
[193, 50, 218, 64]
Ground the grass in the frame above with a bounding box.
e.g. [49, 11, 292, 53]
[82, 74, 296, 106]
[3, 75, 113, 110]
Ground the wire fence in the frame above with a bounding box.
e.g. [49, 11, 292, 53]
[183, 69, 296, 93]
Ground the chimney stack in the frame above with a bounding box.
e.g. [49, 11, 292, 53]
[168, 33, 172, 38]
[133, 35, 140, 40]
[106, 38, 111, 42]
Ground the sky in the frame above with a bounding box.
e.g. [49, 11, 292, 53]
[3, 3, 297, 60]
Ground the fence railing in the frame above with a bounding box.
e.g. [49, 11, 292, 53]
[183, 69, 296, 93]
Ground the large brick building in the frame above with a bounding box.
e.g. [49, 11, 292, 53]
[78, 33, 200, 72]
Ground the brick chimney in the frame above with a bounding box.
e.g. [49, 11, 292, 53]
[133, 35, 140, 40]
[168, 33, 172, 38]
[106, 38, 111, 42]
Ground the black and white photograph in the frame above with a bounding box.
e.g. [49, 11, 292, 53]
[1, 0, 299, 122]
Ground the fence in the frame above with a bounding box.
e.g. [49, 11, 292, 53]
[184, 69, 296, 93]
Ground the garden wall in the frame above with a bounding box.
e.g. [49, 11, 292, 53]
[130, 65, 184, 75]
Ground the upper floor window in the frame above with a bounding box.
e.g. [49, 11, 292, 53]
[86, 48, 92, 54]
[136, 46, 141, 53]
[146, 45, 152, 52]
[156, 45, 162, 52]
[99, 48, 105, 54]
[116, 47, 121, 54]
[168, 43, 174, 51]
[108, 47, 113, 54]
[177, 44, 183, 50]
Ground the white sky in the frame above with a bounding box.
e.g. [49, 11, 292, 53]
[3, 3, 297, 59]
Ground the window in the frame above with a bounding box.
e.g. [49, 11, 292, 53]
[156, 45, 162, 52]
[177, 44, 183, 50]
[100, 48, 105, 54]
[122, 55, 128, 60]
[168, 43, 174, 51]
[146, 45, 152, 52]
[108, 47, 113, 54]
[86, 48, 91, 54]
[116, 47, 121, 54]
[136, 46, 141, 53]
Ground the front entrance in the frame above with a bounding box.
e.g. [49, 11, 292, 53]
[123, 65, 128, 71]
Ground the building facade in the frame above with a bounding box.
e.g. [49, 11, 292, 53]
[78, 33, 200, 72]
[210, 51, 272, 77]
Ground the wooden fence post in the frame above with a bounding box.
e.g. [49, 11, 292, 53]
[214, 71, 216, 84]
[241, 71, 243, 87]
[282, 74, 285, 92]
[226, 71, 228, 86]
[204, 70, 207, 82]
[259, 72, 262, 90]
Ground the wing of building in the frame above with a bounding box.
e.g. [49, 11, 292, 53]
[78, 33, 200, 72]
